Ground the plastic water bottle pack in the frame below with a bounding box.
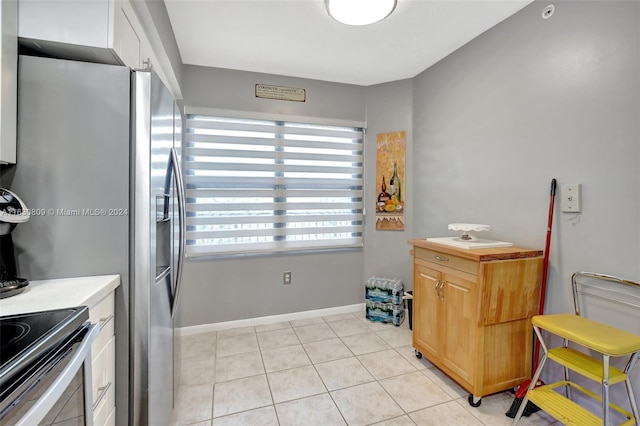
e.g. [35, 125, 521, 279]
[365, 277, 404, 326]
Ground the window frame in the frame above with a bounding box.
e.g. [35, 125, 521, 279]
[183, 107, 366, 258]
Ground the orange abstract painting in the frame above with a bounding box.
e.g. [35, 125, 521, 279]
[376, 131, 405, 231]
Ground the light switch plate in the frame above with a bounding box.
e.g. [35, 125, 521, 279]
[560, 184, 581, 213]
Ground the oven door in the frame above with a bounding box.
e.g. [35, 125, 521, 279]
[0, 322, 100, 426]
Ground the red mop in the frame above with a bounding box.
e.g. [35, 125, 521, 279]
[506, 178, 556, 418]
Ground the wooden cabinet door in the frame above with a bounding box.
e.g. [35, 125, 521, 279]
[413, 264, 441, 357]
[441, 273, 476, 383]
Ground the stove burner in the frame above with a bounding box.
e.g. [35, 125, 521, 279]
[0, 307, 89, 390]
[0, 321, 31, 350]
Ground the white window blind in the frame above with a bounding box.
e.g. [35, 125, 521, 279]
[184, 110, 364, 257]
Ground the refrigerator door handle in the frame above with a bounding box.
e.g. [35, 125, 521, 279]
[169, 147, 186, 317]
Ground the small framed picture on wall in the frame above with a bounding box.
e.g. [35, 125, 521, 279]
[376, 131, 405, 231]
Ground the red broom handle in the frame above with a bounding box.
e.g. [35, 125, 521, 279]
[532, 178, 556, 370]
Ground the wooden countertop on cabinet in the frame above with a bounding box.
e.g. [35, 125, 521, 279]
[407, 239, 543, 405]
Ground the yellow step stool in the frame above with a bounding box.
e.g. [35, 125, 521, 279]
[512, 273, 640, 426]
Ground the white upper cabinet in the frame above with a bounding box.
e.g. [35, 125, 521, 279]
[1, 0, 18, 164]
[19, 1, 112, 48]
[18, 0, 148, 70]
[113, 1, 142, 68]
[17, 0, 182, 99]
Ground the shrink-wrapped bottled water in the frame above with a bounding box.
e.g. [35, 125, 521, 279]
[365, 277, 404, 305]
[365, 277, 405, 326]
[365, 300, 405, 326]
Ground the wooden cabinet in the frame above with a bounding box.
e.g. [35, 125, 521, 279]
[442, 272, 476, 383]
[409, 239, 543, 401]
[414, 263, 477, 384]
[413, 265, 440, 356]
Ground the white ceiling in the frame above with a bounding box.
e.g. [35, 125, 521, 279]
[164, 0, 533, 86]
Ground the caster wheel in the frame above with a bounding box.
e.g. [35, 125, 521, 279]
[468, 395, 482, 407]
[414, 350, 422, 359]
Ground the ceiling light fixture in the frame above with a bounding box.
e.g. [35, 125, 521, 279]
[326, 0, 397, 26]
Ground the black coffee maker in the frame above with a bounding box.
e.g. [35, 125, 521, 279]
[0, 188, 30, 298]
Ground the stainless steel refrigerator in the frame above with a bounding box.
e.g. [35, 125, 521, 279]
[7, 55, 185, 426]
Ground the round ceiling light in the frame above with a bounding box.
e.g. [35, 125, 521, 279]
[326, 0, 397, 26]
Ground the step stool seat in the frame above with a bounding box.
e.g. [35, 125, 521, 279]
[532, 314, 640, 356]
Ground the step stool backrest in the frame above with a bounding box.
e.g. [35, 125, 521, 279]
[571, 272, 640, 337]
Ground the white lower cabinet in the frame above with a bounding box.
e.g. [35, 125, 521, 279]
[88, 293, 116, 424]
[0, 276, 120, 425]
[92, 336, 116, 426]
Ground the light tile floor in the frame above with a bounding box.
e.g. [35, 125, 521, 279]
[171, 312, 558, 426]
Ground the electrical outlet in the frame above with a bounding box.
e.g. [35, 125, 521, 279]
[283, 271, 292, 285]
[560, 184, 582, 213]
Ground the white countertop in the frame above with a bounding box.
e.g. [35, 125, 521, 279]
[0, 275, 120, 316]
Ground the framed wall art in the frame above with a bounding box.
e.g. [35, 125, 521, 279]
[375, 131, 405, 231]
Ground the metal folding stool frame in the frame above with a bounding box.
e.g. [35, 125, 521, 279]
[512, 271, 640, 425]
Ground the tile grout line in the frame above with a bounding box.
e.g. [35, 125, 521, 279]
[194, 311, 506, 426]
[211, 315, 363, 425]
[298, 324, 351, 426]
[254, 325, 279, 425]
[209, 329, 218, 424]
[350, 327, 420, 425]
[179, 318, 553, 426]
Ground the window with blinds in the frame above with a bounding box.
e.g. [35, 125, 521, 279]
[184, 110, 364, 257]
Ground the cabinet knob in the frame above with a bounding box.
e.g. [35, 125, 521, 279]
[434, 255, 449, 262]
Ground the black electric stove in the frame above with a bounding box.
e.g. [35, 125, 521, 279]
[0, 306, 90, 420]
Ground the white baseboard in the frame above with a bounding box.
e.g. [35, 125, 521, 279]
[177, 302, 365, 336]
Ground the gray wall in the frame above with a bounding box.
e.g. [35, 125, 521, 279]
[178, 0, 640, 330]
[412, 0, 639, 314]
[177, 65, 368, 327]
[412, 0, 639, 408]
[363, 79, 414, 287]
[131, 0, 183, 93]
[183, 65, 366, 121]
